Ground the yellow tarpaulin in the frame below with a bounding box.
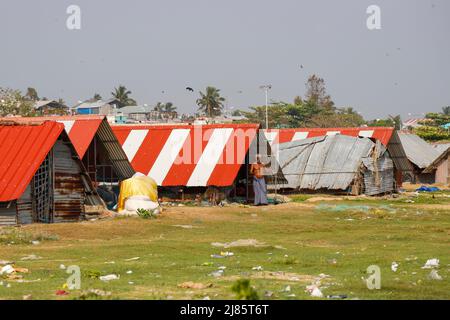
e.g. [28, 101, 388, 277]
[117, 176, 158, 212]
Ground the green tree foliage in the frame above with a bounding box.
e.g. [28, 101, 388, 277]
[412, 110, 450, 141]
[240, 102, 290, 128]
[420, 112, 450, 127]
[304, 74, 335, 112]
[162, 102, 176, 113]
[153, 102, 177, 120]
[413, 126, 450, 141]
[366, 118, 396, 127]
[231, 279, 259, 300]
[241, 75, 364, 128]
[112, 85, 137, 107]
[0, 87, 36, 117]
[367, 115, 401, 129]
[310, 107, 365, 128]
[196, 86, 225, 118]
[232, 110, 243, 116]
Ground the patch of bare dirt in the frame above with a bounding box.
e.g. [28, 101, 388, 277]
[223, 271, 317, 283]
[211, 239, 267, 248]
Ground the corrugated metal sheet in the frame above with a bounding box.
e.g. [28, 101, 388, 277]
[0, 116, 135, 180]
[264, 127, 395, 146]
[431, 143, 450, 154]
[277, 135, 395, 195]
[0, 202, 17, 225]
[52, 138, 85, 223]
[385, 131, 413, 173]
[266, 127, 412, 174]
[17, 184, 33, 224]
[278, 135, 373, 190]
[0, 121, 63, 202]
[0, 115, 103, 158]
[398, 132, 440, 169]
[96, 119, 135, 179]
[362, 142, 395, 195]
[423, 147, 450, 173]
[112, 124, 260, 187]
[433, 151, 449, 185]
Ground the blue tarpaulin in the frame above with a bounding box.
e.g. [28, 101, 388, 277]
[416, 186, 441, 192]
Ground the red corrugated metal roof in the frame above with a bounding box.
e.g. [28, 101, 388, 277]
[0, 116, 104, 158]
[0, 121, 64, 202]
[264, 127, 394, 146]
[112, 124, 260, 187]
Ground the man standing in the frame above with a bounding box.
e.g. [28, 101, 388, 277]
[250, 155, 269, 206]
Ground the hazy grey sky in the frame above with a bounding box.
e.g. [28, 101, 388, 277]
[1, 0, 449, 120]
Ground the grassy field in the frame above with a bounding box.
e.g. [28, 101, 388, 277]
[0, 193, 449, 300]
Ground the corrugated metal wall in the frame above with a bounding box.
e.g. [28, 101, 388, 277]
[53, 139, 85, 223]
[17, 184, 33, 224]
[0, 202, 17, 225]
[362, 152, 395, 196]
[97, 119, 135, 179]
[387, 131, 413, 173]
[435, 156, 449, 185]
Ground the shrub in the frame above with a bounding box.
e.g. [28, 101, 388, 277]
[136, 208, 158, 219]
[231, 279, 259, 300]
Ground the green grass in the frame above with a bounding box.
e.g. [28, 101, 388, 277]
[0, 199, 448, 300]
[290, 190, 450, 205]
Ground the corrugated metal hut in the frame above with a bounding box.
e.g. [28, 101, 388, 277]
[398, 132, 440, 184]
[264, 127, 412, 186]
[0, 121, 102, 225]
[276, 135, 395, 195]
[0, 116, 135, 185]
[111, 123, 282, 200]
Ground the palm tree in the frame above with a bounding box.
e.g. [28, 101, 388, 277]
[93, 93, 102, 101]
[112, 85, 137, 107]
[389, 114, 402, 130]
[163, 102, 176, 113]
[196, 86, 225, 118]
[25, 87, 39, 101]
[154, 102, 164, 112]
[442, 106, 450, 116]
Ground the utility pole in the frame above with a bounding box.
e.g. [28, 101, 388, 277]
[259, 85, 272, 130]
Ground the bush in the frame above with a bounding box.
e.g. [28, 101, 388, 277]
[136, 208, 158, 219]
[231, 279, 259, 300]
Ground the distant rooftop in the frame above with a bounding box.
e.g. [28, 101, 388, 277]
[74, 98, 120, 109]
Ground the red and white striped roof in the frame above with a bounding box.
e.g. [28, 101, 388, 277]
[264, 127, 394, 146]
[112, 124, 259, 187]
[0, 116, 104, 158]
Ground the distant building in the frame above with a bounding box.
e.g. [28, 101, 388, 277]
[402, 118, 435, 129]
[398, 132, 440, 184]
[74, 99, 120, 115]
[117, 105, 153, 122]
[112, 105, 179, 123]
[423, 147, 450, 185]
[33, 100, 68, 115]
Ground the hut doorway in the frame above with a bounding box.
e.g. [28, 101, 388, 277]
[32, 152, 53, 223]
